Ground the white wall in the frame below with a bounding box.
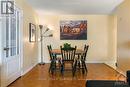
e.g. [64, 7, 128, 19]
[116, 0, 130, 73]
[38, 15, 117, 64]
[105, 16, 117, 68]
[15, 0, 39, 73]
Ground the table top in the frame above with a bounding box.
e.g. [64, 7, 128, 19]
[51, 49, 84, 55]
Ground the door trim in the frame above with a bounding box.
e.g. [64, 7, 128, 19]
[1, 6, 24, 87]
[19, 9, 24, 77]
[0, 12, 3, 87]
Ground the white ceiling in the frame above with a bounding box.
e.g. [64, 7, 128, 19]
[26, 0, 124, 15]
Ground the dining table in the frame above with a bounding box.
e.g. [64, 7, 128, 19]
[51, 49, 84, 60]
[51, 49, 84, 55]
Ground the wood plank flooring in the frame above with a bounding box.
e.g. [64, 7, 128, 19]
[8, 63, 126, 87]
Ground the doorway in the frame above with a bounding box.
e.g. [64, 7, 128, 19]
[1, 7, 23, 87]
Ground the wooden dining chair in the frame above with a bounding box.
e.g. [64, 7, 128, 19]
[47, 45, 52, 60]
[47, 45, 55, 74]
[47, 45, 61, 74]
[80, 45, 89, 74]
[60, 46, 77, 76]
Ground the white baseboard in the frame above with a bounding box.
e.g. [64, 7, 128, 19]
[86, 60, 107, 63]
[104, 61, 126, 77]
[38, 60, 50, 63]
[41, 57, 116, 64]
[43, 60, 110, 64]
[21, 63, 38, 76]
[44, 60, 51, 63]
[104, 61, 116, 69]
[116, 68, 126, 77]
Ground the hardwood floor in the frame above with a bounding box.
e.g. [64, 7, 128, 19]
[8, 63, 125, 87]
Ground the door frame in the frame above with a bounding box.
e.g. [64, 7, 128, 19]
[0, 5, 24, 87]
[0, 10, 3, 87]
[19, 8, 24, 76]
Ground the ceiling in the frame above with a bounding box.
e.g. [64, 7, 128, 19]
[26, 0, 124, 15]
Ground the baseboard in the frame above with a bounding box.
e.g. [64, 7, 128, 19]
[104, 62, 126, 77]
[38, 60, 50, 64]
[116, 68, 126, 77]
[21, 62, 38, 76]
[86, 60, 107, 63]
[43, 60, 109, 64]
[104, 61, 116, 69]
[44, 60, 51, 63]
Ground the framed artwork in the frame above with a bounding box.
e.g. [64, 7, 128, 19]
[60, 20, 87, 40]
[29, 23, 36, 42]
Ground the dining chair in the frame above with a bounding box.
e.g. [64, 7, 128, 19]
[80, 45, 89, 74]
[60, 46, 77, 76]
[47, 45, 55, 73]
[47, 45, 61, 74]
[47, 45, 52, 60]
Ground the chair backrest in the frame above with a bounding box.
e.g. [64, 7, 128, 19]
[82, 45, 89, 60]
[47, 45, 53, 60]
[60, 46, 77, 61]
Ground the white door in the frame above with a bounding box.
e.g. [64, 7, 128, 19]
[2, 9, 21, 87]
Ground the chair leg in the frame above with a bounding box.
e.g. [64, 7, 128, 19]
[61, 63, 64, 76]
[71, 63, 73, 73]
[50, 59, 56, 75]
[81, 61, 85, 74]
[54, 61, 56, 73]
[58, 59, 62, 70]
[49, 61, 52, 73]
[73, 60, 77, 77]
[49, 60, 55, 73]
[78, 61, 81, 69]
[77, 55, 81, 69]
[83, 61, 87, 73]
[49, 68, 51, 73]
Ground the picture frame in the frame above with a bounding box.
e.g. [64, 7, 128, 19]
[60, 20, 87, 40]
[29, 23, 36, 42]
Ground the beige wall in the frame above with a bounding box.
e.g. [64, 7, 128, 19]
[38, 15, 117, 63]
[15, 0, 39, 73]
[116, 0, 130, 72]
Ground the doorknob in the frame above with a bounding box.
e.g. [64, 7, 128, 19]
[3, 47, 9, 51]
